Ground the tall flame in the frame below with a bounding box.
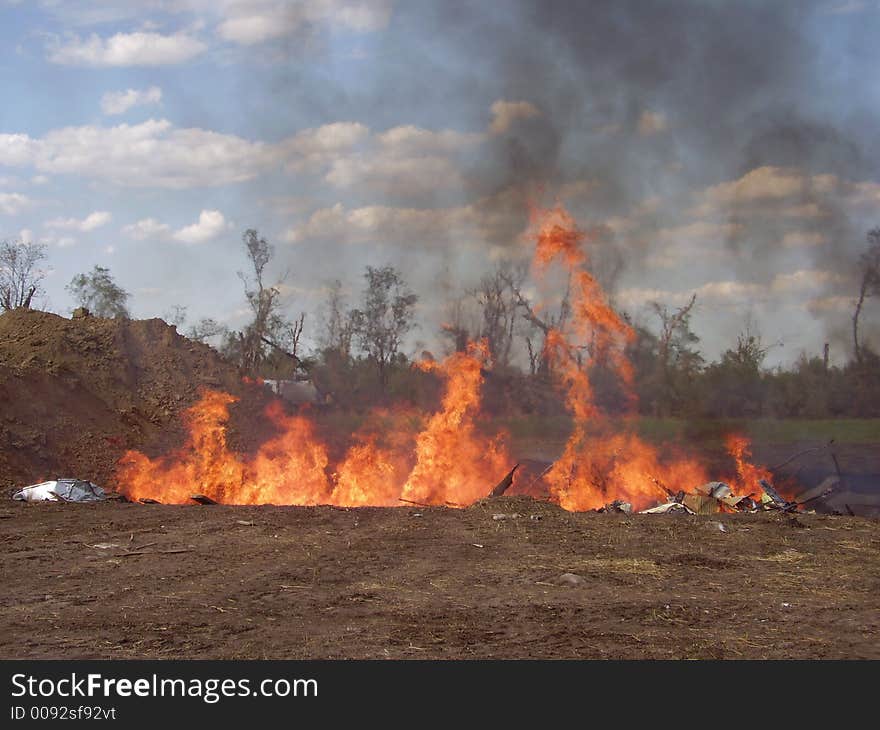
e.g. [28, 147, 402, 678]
[402, 341, 509, 506]
[116, 201, 780, 510]
[527, 203, 769, 510]
[116, 341, 510, 506]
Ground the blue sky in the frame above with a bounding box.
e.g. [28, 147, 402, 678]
[1, 0, 879, 366]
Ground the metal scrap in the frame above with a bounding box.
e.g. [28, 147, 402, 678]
[12, 479, 106, 503]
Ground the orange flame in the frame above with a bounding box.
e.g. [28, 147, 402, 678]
[116, 341, 510, 506]
[116, 200, 781, 511]
[402, 341, 509, 506]
[527, 203, 772, 510]
[725, 433, 772, 497]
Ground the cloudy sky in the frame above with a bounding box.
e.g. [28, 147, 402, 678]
[1, 0, 879, 365]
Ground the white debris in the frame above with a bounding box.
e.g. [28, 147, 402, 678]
[640, 501, 695, 515]
[12, 479, 106, 503]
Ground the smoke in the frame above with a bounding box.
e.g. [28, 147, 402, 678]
[252, 0, 879, 355]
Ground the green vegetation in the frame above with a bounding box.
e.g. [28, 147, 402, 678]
[506, 416, 880, 458]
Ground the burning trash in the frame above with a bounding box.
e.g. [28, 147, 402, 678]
[633, 475, 806, 516]
[597, 500, 633, 514]
[103, 202, 801, 513]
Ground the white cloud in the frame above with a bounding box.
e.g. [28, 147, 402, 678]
[781, 231, 829, 248]
[692, 166, 880, 221]
[807, 295, 854, 313]
[283, 189, 528, 251]
[282, 120, 482, 197]
[0, 119, 275, 188]
[851, 181, 880, 206]
[771, 269, 845, 293]
[377, 125, 483, 155]
[646, 221, 741, 268]
[702, 167, 806, 206]
[46, 211, 112, 232]
[172, 209, 230, 244]
[325, 154, 466, 195]
[101, 86, 163, 115]
[285, 202, 478, 246]
[48, 31, 207, 67]
[656, 221, 742, 243]
[283, 122, 370, 173]
[123, 217, 172, 240]
[0, 103, 496, 196]
[780, 202, 827, 219]
[0, 192, 32, 216]
[19, 229, 76, 248]
[621, 281, 766, 307]
[216, 0, 393, 45]
[0, 134, 37, 166]
[694, 280, 765, 302]
[489, 100, 540, 135]
[620, 274, 848, 313]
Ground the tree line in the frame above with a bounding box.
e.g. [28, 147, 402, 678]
[1, 227, 878, 418]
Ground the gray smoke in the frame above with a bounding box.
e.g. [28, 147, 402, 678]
[259, 0, 879, 354]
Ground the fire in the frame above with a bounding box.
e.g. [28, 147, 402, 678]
[116, 341, 510, 506]
[527, 203, 767, 510]
[725, 433, 772, 497]
[117, 201, 779, 511]
[117, 390, 245, 504]
[401, 341, 509, 506]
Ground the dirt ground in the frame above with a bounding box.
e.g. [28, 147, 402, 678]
[1, 496, 877, 660]
[0, 309, 275, 492]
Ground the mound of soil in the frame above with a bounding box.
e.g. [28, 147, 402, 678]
[0, 309, 274, 491]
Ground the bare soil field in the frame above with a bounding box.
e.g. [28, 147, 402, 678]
[1, 496, 877, 660]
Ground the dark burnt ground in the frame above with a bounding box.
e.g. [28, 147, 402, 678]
[0, 496, 877, 659]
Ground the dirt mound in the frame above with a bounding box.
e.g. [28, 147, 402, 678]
[0, 309, 273, 491]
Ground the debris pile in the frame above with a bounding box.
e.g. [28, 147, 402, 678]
[601, 475, 825, 516]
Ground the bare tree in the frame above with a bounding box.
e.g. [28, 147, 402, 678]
[352, 265, 418, 389]
[235, 229, 286, 374]
[507, 270, 572, 376]
[163, 304, 187, 327]
[0, 239, 47, 311]
[648, 294, 701, 416]
[67, 265, 130, 318]
[651, 293, 698, 373]
[468, 262, 525, 368]
[440, 294, 476, 354]
[260, 312, 309, 374]
[853, 227, 880, 365]
[187, 317, 229, 344]
[319, 279, 358, 358]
